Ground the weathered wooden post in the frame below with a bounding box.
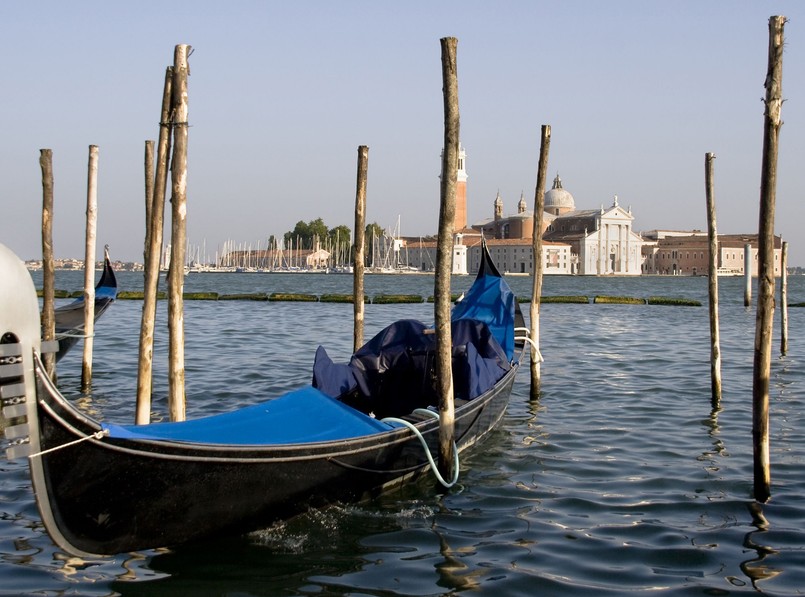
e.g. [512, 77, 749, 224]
[143, 140, 155, 257]
[705, 152, 722, 405]
[39, 149, 56, 381]
[435, 36, 459, 482]
[780, 240, 788, 355]
[529, 125, 550, 400]
[136, 137, 155, 424]
[352, 146, 368, 351]
[752, 15, 786, 504]
[80, 145, 99, 391]
[168, 44, 191, 422]
[136, 67, 173, 425]
[744, 243, 752, 306]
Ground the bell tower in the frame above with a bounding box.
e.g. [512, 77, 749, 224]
[455, 144, 467, 231]
[440, 144, 468, 232]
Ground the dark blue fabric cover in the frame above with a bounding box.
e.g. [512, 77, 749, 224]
[103, 386, 398, 444]
[313, 318, 510, 419]
[451, 273, 517, 361]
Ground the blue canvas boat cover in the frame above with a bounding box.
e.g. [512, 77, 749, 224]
[103, 386, 399, 445]
[450, 273, 517, 361]
[313, 318, 510, 419]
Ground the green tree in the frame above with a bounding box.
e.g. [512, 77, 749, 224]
[307, 218, 329, 247]
[364, 222, 384, 266]
[284, 220, 309, 248]
[328, 224, 351, 244]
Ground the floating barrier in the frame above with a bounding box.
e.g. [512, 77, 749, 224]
[594, 295, 649, 305]
[40, 289, 709, 306]
[647, 296, 702, 306]
[373, 294, 424, 304]
[218, 293, 269, 301]
[268, 292, 318, 302]
[320, 294, 367, 303]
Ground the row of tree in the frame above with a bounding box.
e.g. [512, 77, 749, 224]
[280, 219, 385, 251]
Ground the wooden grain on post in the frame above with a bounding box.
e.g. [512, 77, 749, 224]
[436, 36, 459, 481]
[705, 152, 721, 405]
[753, 15, 786, 504]
[168, 45, 191, 422]
[353, 146, 368, 352]
[529, 125, 550, 400]
[39, 149, 56, 381]
[136, 67, 173, 425]
[81, 145, 99, 391]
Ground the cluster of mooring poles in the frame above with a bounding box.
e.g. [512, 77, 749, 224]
[706, 16, 787, 504]
[38, 145, 102, 391]
[136, 44, 191, 424]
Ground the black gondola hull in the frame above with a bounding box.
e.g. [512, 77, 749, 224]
[33, 361, 517, 555]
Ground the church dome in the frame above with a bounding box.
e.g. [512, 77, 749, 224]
[544, 174, 575, 212]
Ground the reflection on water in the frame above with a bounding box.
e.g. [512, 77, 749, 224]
[2, 274, 805, 595]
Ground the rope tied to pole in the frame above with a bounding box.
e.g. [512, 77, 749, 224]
[382, 408, 460, 488]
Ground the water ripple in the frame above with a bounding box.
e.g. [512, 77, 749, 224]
[2, 275, 805, 595]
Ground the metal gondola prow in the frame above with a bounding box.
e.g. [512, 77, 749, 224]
[0, 243, 51, 460]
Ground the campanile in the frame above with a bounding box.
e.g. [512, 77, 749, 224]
[455, 144, 468, 231]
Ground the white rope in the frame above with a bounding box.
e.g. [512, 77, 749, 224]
[382, 409, 460, 488]
[55, 331, 94, 339]
[514, 327, 543, 361]
[515, 335, 544, 363]
[28, 429, 109, 459]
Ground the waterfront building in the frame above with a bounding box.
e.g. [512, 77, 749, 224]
[399, 149, 785, 277]
[406, 234, 573, 276]
[641, 231, 783, 276]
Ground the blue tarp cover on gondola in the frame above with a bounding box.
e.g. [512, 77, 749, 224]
[103, 386, 398, 444]
[313, 318, 510, 419]
[450, 273, 517, 361]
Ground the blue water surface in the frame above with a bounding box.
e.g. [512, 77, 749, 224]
[1, 272, 803, 596]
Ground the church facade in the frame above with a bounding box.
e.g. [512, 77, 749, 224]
[470, 175, 643, 275]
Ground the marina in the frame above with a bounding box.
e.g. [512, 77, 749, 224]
[1, 271, 803, 595]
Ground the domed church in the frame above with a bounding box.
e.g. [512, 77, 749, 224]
[472, 174, 643, 275]
[544, 174, 576, 215]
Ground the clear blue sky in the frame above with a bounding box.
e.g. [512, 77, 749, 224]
[3, 1, 804, 265]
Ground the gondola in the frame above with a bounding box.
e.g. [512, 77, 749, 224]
[1, 240, 526, 558]
[51, 246, 118, 361]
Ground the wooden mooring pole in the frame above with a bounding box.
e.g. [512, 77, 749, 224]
[435, 36, 459, 482]
[705, 152, 722, 405]
[168, 44, 191, 422]
[780, 240, 788, 356]
[39, 149, 56, 381]
[136, 67, 173, 425]
[744, 243, 752, 306]
[752, 15, 786, 504]
[529, 125, 550, 400]
[80, 145, 99, 391]
[352, 146, 368, 352]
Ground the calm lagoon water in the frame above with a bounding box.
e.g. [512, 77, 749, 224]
[2, 271, 804, 596]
